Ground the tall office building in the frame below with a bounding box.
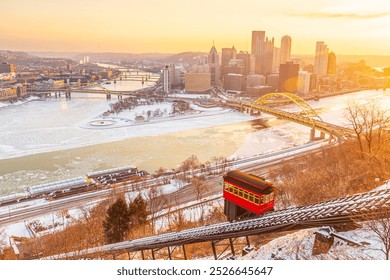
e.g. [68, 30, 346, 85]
[223, 73, 245, 92]
[263, 37, 274, 75]
[251, 31, 265, 75]
[224, 59, 245, 75]
[272, 47, 280, 72]
[279, 62, 299, 93]
[208, 45, 220, 86]
[297, 71, 311, 95]
[280, 35, 292, 64]
[221, 46, 237, 79]
[251, 31, 274, 75]
[314, 42, 329, 77]
[236, 51, 251, 76]
[327, 52, 337, 74]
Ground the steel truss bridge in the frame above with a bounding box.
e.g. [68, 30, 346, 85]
[43, 188, 390, 260]
[241, 92, 355, 140]
[30, 87, 138, 96]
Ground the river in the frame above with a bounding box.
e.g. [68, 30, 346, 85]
[1, 77, 389, 196]
[0, 78, 263, 195]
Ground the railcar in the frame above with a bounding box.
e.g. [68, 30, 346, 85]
[27, 177, 87, 197]
[0, 192, 29, 206]
[223, 170, 274, 221]
[86, 165, 145, 186]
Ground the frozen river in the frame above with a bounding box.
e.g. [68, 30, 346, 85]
[0, 88, 260, 194]
[0, 88, 389, 195]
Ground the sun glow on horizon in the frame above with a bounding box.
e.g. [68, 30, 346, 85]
[1, 0, 390, 55]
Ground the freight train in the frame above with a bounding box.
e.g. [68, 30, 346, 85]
[223, 170, 274, 221]
[0, 166, 147, 206]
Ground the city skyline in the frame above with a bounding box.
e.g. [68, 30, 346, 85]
[1, 0, 390, 55]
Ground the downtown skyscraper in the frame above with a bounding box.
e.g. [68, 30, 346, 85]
[280, 35, 292, 64]
[251, 31, 274, 75]
[251, 31, 266, 75]
[314, 41, 329, 77]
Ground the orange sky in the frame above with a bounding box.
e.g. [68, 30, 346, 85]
[1, 0, 390, 55]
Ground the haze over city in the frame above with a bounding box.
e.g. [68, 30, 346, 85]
[1, 0, 390, 54]
[3, 0, 390, 274]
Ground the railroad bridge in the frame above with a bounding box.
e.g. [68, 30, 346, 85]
[234, 92, 354, 141]
[29, 87, 145, 100]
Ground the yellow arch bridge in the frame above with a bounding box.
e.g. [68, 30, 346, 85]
[239, 92, 354, 141]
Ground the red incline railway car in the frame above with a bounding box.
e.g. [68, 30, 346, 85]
[223, 170, 275, 221]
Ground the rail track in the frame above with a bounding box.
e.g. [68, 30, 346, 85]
[43, 188, 390, 260]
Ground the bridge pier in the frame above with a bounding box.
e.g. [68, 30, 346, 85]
[310, 129, 326, 141]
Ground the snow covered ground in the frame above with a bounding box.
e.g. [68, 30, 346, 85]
[239, 224, 385, 260]
[0, 95, 257, 160]
[0, 96, 41, 109]
[79, 102, 235, 130]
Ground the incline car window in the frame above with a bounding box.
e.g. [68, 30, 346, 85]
[224, 181, 263, 205]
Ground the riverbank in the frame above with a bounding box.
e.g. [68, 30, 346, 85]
[0, 96, 42, 109]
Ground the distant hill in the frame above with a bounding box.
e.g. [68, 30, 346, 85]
[162, 52, 207, 64]
[27, 51, 209, 65]
[0, 50, 38, 63]
[4, 50, 390, 68]
[29, 51, 172, 63]
[0, 50, 75, 66]
[294, 54, 390, 68]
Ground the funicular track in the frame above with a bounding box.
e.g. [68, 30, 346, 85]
[44, 188, 390, 260]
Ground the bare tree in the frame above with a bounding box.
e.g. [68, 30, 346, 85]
[211, 156, 228, 174]
[154, 166, 166, 177]
[190, 176, 209, 200]
[346, 102, 390, 155]
[180, 155, 200, 173]
[145, 186, 168, 234]
[365, 211, 390, 260]
[346, 102, 367, 155]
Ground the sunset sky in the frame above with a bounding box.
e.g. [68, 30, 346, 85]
[1, 0, 390, 55]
